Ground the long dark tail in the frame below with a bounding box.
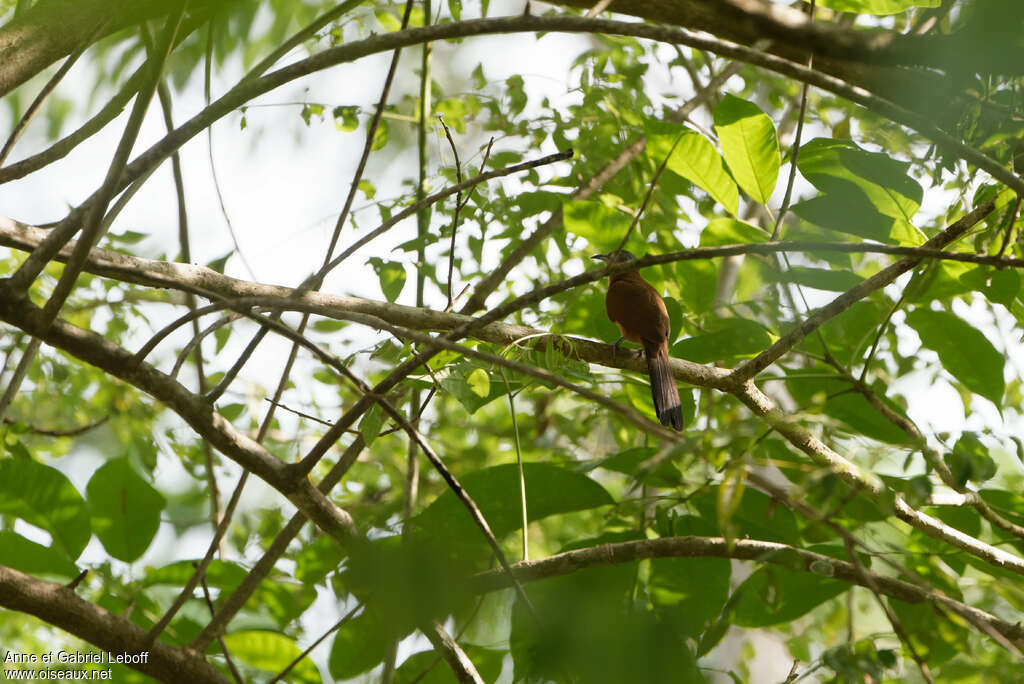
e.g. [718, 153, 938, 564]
[643, 341, 683, 430]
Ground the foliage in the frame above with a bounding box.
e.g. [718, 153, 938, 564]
[2, 0, 1024, 683]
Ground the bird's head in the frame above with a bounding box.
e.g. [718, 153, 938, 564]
[592, 250, 637, 265]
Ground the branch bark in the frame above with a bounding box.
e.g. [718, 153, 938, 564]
[0, 564, 230, 683]
[471, 535, 1024, 650]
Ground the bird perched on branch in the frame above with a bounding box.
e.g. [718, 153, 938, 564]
[593, 250, 683, 431]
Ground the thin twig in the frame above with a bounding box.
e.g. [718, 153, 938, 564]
[150, 26, 223, 549]
[0, 37, 92, 166]
[2, 415, 109, 437]
[439, 116, 464, 311]
[205, 17, 257, 281]
[841, 536, 934, 683]
[771, 0, 814, 240]
[191, 438, 366, 651]
[268, 603, 362, 684]
[146, 470, 249, 644]
[194, 563, 244, 684]
[27, 7, 187, 325]
[0, 337, 42, 424]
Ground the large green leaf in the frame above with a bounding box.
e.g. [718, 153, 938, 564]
[777, 266, 863, 292]
[713, 95, 780, 204]
[511, 531, 703, 684]
[0, 531, 79, 579]
[394, 646, 505, 684]
[222, 630, 319, 684]
[905, 309, 1005, 406]
[563, 199, 633, 252]
[732, 545, 850, 627]
[675, 259, 718, 315]
[649, 517, 731, 637]
[672, 318, 774, 364]
[691, 488, 800, 545]
[797, 138, 922, 223]
[414, 462, 613, 542]
[816, 0, 939, 15]
[144, 559, 247, 588]
[785, 370, 913, 445]
[329, 609, 396, 680]
[87, 458, 165, 562]
[698, 217, 768, 246]
[791, 192, 924, 244]
[0, 459, 91, 560]
[823, 392, 913, 445]
[646, 120, 738, 216]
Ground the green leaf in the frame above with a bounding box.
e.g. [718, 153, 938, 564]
[785, 369, 912, 445]
[376, 10, 402, 32]
[698, 217, 768, 246]
[585, 446, 682, 487]
[358, 403, 383, 446]
[330, 610, 395, 679]
[562, 200, 633, 252]
[368, 257, 407, 302]
[733, 546, 850, 627]
[675, 259, 718, 315]
[650, 516, 731, 637]
[960, 266, 1021, 307]
[713, 95, 780, 204]
[414, 463, 614, 542]
[791, 193, 924, 244]
[395, 646, 505, 684]
[646, 120, 738, 216]
[905, 309, 1005, 406]
[206, 252, 231, 274]
[815, 0, 939, 15]
[692, 488, 801, 545]
[223, 630, 319, 684]
[144, 559, 246, 589]
[87, 458, 165, 562]
[945, 432, 997, 487]
[358, 179, 376, 198]
[332, 105, 359, 131]
[0, 459, 91, 560]
[823, 392, 913, 445]
[511, 532, 702, 684]
[672, 318, 774, 364]
[776, 266, 863, 292]
[438, 361, 522, 414]
[0, 531, 80, 579]
[218, 403, 244, 422]
[798, 138, 922, 223]
[311, 318, 346, 332]
[466, 367, 490, 398]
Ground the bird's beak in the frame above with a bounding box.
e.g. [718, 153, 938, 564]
[592, 254, 608, 261]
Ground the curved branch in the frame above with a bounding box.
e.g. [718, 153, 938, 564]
[95, 15, 1023, 217]
[471, 536, 1024, 650]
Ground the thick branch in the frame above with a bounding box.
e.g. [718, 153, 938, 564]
[0, 564, 229, 683]
[471, 536, 1024, 650]
[0, 0, 215, 98]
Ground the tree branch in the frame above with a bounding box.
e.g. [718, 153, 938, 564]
[0, 564, 230, 683]
[471, 536, 1024, 650]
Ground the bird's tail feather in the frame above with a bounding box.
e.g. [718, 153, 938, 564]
[643, 341, 683, 431]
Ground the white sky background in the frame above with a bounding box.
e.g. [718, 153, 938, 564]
[1, 1, 1023, 681]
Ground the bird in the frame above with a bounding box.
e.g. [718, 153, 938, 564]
[593, 250, 683, 431]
